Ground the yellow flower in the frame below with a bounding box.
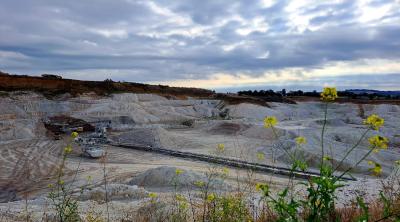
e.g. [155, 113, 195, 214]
[194, 181, 205, 187]
[255, 183, 269, 194]
[179, 201, 188, 210]
[367, 161, 382, 176]
[207, 193, 215, 202]
[175, 194, 186, 202]
[320, 87, 338, 101]
[323, 155, 332, 161]
[222, 167, 229, 175]
[86, 175, 93, 181]
[295, 136, 307, 145]
[256, 152, 265, 160]
[364, 114, 384, 130]
[367, 160, 374, 165]
[64, 145, 73, 154]
[47, 184, 54, 188]
[372, 148, 380, 153]
[264, 116, 278, 128]
[148, 192, 158, 198]
[175, 168, 184, 175]
[255, 183, 263, 191]
[217, 143, 225, 152]
[71, 131, 79, 138]
[58, 180, 65, 185]
[395, 160, 400, 166]
[368, 135, 389, 150]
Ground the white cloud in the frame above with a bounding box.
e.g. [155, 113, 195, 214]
[357, 1, 393, 24]
[157, 59, 400, 89]
[236, 17, 269, 36]
[1, 0, 399, 90]
[90, 28, 128, 39]
[259, 0, 276, 8]
[222, 41, 248, 51]
[257, 51, 270, 59]
[0, 50, 28, 59]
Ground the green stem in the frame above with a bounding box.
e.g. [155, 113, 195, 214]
[336, 148, 374, 182]
[102, 151, 110, 222]
[333, 129, 370, 173]
[320, 102, 328, 168]
[270, 126, 295, 163]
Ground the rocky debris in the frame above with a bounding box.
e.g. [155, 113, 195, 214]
[80, 184, 148, 202]
[110, 128, 160, 147]
[128, 166, 227, 190]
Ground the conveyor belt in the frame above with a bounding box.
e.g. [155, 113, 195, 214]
[111, 143, 356, 181]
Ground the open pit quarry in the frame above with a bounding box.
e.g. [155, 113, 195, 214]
[0, 90, 399, 221]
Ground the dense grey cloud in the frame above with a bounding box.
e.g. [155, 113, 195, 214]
[0, 0, 399, 89]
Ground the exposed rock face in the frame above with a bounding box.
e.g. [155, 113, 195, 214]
[0, 91, 399, 190]
[0, 92, 222, 143]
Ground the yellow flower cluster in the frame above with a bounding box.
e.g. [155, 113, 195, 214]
[175, 168, 184, 175]
[323, 155, 332, 161]
[255, 183, 269, 195]
[207, 193, 216, 202]
[148, 192, 158, 198]
[175, 194, 186, 202]
[320, 87, 338, 101]
[264, 116, 277, 128]
[256, 152, 265, 160]
[367, 160, 382, 176]
[64, 145, 73, 154]
[368, 135, 389, 151]
[295, 136, 307, 145]
[217, 143, 225, 152]
[364, 114, 384, 130]
[222, 167, 229, 175]
[194, 181, 205, 187]
[71, 131, 79, 138]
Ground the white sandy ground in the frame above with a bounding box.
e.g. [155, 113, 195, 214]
[0, 92, 399, 220]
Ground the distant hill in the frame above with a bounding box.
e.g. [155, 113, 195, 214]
[345, 89, 400, 96]
[0, 70, 214, 98]
[0, 71, 274, 106]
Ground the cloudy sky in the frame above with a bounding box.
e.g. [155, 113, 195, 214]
[1, 0, 400, 91]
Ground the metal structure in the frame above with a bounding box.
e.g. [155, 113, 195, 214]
[76, 123, 110, 158]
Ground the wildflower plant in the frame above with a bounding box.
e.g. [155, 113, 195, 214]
[264, 116, 278, 128]
[217, 143, 225, 153]
[320, 87, 338, 101]
[364, 114, 385, 130]
[48, 132, 81, 222]
[256, 152, 265, 161]
[295, 136, 307, 145]
[255, 87, 394, 221]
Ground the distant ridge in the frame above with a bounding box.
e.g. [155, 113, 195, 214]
[0, 71, 274, 106]
[345, 89, 400, 96]
[0, 70, 214, 98]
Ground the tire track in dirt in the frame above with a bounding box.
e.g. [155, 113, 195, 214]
[0, 139, 62, 202]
